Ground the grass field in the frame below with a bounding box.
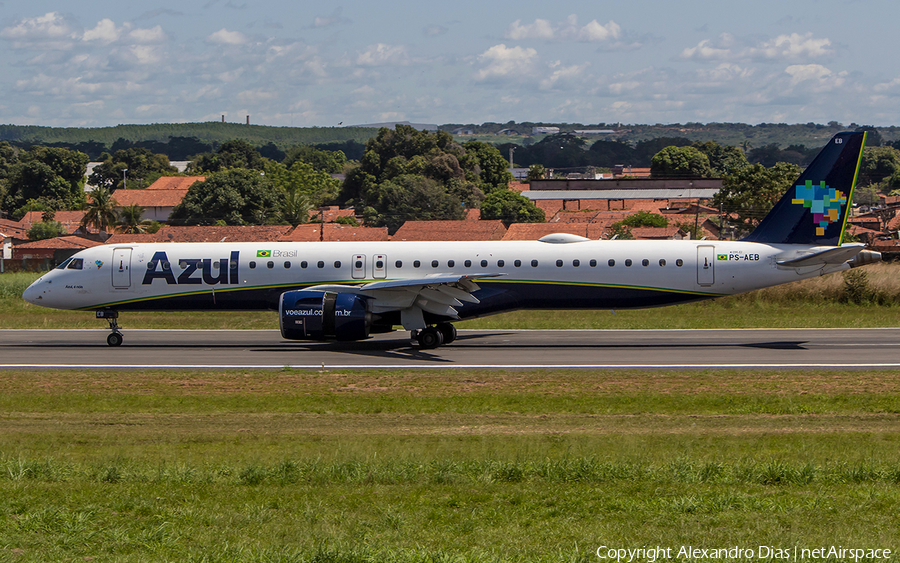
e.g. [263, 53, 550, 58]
[1, 369, 899, 562]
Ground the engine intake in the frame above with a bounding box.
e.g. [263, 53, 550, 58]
[279, 290, 371, 341]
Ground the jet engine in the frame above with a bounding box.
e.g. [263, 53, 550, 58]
[279, 290, 371, 341]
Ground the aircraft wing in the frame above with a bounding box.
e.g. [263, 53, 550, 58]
[305, 274, 504, 330]
[775, 244, 864, 268]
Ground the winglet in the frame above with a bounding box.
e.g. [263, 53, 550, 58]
[742, 131, 866, 246]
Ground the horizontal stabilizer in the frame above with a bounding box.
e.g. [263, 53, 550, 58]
[775, 244, 864, 268]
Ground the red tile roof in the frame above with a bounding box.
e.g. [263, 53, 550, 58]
[503, 223, 592, 240]
[0, 218, 28, 239]
[13, 235, 102, 250]
[154, 225, 292, 242]
[391, 220, 507, 241]
[112, 189, 189, 208]
[146, 176, 205, 190]
[465, 208, 481, 221]
[308, 207, 356, 223]
[630, 226, 684, 240]
[280, 224, 390, 242]
[509, 182, 528, 193]
[20, 211, 88, 234]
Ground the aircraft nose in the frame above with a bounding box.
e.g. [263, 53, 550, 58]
[22, 277, 46, 305]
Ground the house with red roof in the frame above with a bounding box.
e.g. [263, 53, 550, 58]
[391, 220, 507, 241]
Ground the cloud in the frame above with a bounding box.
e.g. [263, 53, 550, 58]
[784, 64, 845, 90]
[423, 25, 448, 37]
[83, 19, 119, 43]
[206, 28, 249, 45]
[681, 32, 833, 62]
[505, 15, 621, 42]
[474, 44, 538, 81]
[0, 12, 77, 48]
[356, 44, 409, 66]
[539, 62, 590, 90]
[313, 7, 350, 28]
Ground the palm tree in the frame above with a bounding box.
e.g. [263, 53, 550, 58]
[280, 188, 311, 227]
[81, 186, 119, 234]
[117, 204, 153, 234]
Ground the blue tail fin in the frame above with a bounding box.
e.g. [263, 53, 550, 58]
[742, 131, 866, 245]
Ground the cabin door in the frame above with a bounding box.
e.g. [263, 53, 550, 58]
[697, 245, 715, 287]
[373, 254, 387, 279]
[112, 248, 132, 288]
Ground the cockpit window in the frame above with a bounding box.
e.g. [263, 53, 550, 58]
[67, 258, 84, 270]
[55, 258, 73, 270]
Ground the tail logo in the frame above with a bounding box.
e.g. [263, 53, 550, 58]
[791, 180, 847, 236]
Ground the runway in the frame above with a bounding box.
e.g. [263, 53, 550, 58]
[1, 328, 899, 369]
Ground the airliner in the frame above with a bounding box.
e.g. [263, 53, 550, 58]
[23, 131, 880, 348]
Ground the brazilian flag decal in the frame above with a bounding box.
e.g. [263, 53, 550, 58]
[717, 254, 728, 261]
[257, 250, 271, 258]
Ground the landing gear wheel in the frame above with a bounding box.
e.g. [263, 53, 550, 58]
[106, 332, 123, 347]
[437, 323, 457, 344]
[416, 327, 444, 349]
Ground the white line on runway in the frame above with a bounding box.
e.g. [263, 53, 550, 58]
[4, 363, 900, 369]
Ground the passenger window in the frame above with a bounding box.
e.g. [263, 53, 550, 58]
[481, 260, 488, 267]
[659, 259, 666, 267]
[498, 260, 504, 267]
[625, 259, 632, 267]
[465, 260, 472, 267]
[448, 260, 455, 267]
[213, 261, 220, 269]
[395, 260, 402, 268]
[355, 260, 363, 269]
[317, 261, 325, 269]
[573, 259, 580, 267]
[514, 260, 521, 268]
[414, 260, 421, 268]
[432, 260, 439, 268]
[230, 259, 238, 270]
[178, 260, 188, 269]
[590, 259, 597, 267]
[531, 260, 538, 267]
[301, 261, 308, 269]
[284, 261, 291, 269]
[676, 259, 684, 267]
[641, 259, 649, 267]
[162, 261, 171, 271]
[608, 259, 615, 267]
[556, 259, 563, 267]
[334, 261, 341, 268]
[376, 260, 384, 269]
[267, 261, 274, 269]
[249, 261, 256, 269]
[67, 258, 84, 270]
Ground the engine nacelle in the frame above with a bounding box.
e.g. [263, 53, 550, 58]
[279, 290, 371, 341]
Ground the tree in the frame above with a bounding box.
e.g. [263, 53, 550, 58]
[283, 145, 346, 173]
[169, 169, 284, 225]
[188, 140, 266, 173]
[27, 220, 67, 241]
[266, 160, 341, 209]
[859, 146, 900, 187]
[692, 141, 748, 176]
[714, 162, 800, 236]
[89, 147, 177, 190]
[3, 146, 88, 215]
[479, 189, 545, 224]
[117, 204, 155, 234]
[81, 186, 119, 233]
[361, 174, 466, 234]
[527, 164, 546, 182]
[617, 210, 668, 228]
[650, 146, 712, 177]
[460, 140, 513, 192]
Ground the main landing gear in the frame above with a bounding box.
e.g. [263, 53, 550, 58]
[412, 322, 457, 349]
[96, 310, 123, 346]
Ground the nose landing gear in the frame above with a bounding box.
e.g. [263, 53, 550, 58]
[96, 310, 123, 346]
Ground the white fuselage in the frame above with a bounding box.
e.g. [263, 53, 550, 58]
[23, 239, 847, 317]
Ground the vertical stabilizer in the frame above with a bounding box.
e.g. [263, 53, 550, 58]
[742, 131, 866, 245]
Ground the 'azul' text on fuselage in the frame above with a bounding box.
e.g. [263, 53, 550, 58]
[142, 251, 240, 285]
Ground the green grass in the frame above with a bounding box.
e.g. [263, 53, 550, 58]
[0, 370, 899, 561]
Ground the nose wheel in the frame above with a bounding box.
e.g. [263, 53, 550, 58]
[97, 310, 123, 346]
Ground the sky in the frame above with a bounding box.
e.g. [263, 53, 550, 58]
[0, 0, 897, 128]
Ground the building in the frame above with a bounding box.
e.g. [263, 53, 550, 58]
[391, 220, 507, 241]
